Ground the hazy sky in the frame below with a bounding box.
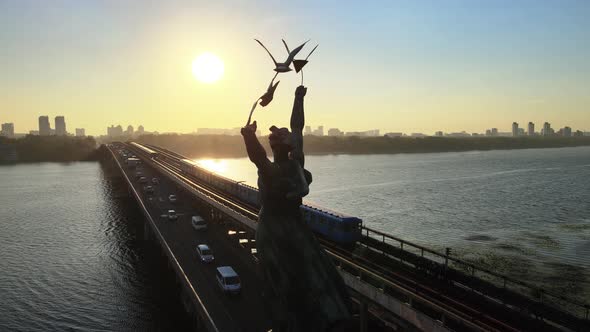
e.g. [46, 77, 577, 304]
[1, 0, 589, 136]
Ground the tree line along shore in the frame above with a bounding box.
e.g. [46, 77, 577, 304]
[0, 135, 99, 163]
[134, 134, 590, 159]
[2, 134, 589, 163]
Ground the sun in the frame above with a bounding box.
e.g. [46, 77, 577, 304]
[192, 52, 224, 83]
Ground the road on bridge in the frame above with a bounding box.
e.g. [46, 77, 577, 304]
[119, 150, 271, 332]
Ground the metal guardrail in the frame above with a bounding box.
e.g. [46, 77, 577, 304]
[327, 248, 498, 332]
[362, 226, 590, 322]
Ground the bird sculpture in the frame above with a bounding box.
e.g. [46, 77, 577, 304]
[259, 72, 280, 107]
[293, 44, 319, 85]
[255, 39, 309, 72]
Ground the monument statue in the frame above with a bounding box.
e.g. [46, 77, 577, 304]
[241, 85, 353, 331]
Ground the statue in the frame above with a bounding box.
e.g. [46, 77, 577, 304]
[241, 85, 353, 331]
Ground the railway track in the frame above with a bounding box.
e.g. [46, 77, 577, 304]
[125, 142, 560, 332]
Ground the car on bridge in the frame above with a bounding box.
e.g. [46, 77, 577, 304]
[216, 266, 241, 295]
[167, 209, 178, 221]
[139, 176, 148, 184]
[143, 185, 154, 194]
[135, 171, 143, 179]
[191, 215, 207, 231]
[151, 177, 159, 185]
[168, 194, 177, 203]
[196, 244, 214, 263]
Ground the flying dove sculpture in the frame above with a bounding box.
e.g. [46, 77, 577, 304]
[255, 39, 309, 72]
[293, 44, 319, 73]
[259, 72, 280, 107]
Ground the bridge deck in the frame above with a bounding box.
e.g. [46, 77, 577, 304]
[110, 145, 270, 331]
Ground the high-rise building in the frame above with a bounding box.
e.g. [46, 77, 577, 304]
[528, 122, 535, 136]
[312, 126, 324, 136]
[107, 125, 124, 137]
[563, 126, 572, 137]
[543, 122, 551, 136]
[39, 116, 51, 136]
[55, 116, 66, 136]
[491, 128, 498, 136]
[304, 126, 312, 136]
[512, 122, 519, 137]
[1, 123, 15, 138]
[75, 128, 86, 137]
[137, 125, 145, 135]
[435, 131, 443, 137]
[127, 125, 134, 136]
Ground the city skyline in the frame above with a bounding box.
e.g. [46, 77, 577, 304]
[2, 114, 589, 138]
[1, 1, 589, 136]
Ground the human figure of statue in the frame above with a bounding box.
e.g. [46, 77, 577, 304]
[241, 86, 352, 332]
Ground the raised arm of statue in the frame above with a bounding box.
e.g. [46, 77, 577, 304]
[241, 121, 271, 175]
[290, 85, 307, 168]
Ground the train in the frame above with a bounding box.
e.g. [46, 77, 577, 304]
[130, 142, 363, 244]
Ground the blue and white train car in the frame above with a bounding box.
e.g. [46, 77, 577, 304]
[176, 158, 362, 245]
[300, 204, 362, 244]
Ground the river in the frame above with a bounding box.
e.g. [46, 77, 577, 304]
[1, 146, 588, 330]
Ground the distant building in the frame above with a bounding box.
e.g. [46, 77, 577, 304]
[385, 132, 403, 137]
[55, 116, 66, 136]
[137, 125, 145, 135]
[345, 130, 380, 137]
[39, 116, 51, 136]
[528, 122, 535, 136]
[304, 126, 312, 136]
[107, 125, 124, 137]
[485, 129, 492, 136]
[512, 122, 519, 137]
[410, 133, 427, 137]
[518, 128, 525, 136]
[1, 123, 15, 138]
[563, 126, 572, 137]
[447, 131, 471, 137]
[29, 130, 39, 135]
[491, 128, 498, 136]
[312, 126, 324, 136]
[75, 128, 86, 137]
[542, 122, 552, 136]
[574, 130, 584, 137]
[127, 125, 134, 136]
[327, 128, 343, 136]
[435, 131, 443, 137]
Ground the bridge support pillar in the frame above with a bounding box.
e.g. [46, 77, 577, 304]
[360, 298, 368, 332]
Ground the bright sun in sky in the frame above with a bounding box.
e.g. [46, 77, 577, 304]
[192, 52, 224, 83]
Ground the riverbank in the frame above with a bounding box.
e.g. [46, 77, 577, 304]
[133, 134, 590, 159]
[0, 136, 99, 163]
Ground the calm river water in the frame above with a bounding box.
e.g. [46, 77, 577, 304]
[0, 147, 588, 330]
[0, 162, 191, 331]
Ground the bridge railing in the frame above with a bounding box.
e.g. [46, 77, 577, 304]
[361, 226, 590, 323]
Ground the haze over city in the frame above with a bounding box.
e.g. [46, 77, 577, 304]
[2, 0, 589, 136]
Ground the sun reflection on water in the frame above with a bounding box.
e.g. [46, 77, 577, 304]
[195, 159, 228, 175]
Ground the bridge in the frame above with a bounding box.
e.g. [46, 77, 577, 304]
[99, 142, 589, 332]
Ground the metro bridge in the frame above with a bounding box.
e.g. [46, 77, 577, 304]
[99, 142, 589, 332]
